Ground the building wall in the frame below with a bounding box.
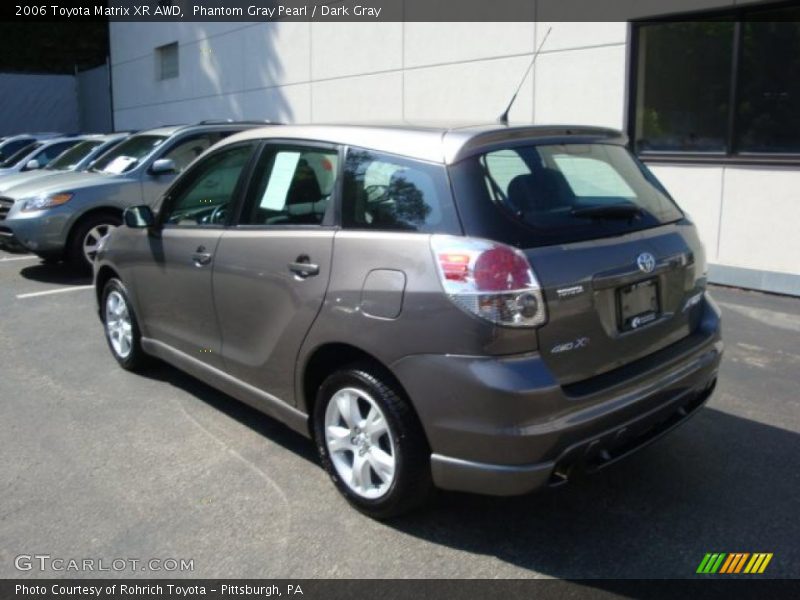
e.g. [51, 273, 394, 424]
[109, 20, 800, 295]
[0, 72, 79, 135]
[77, 64, 113, 133]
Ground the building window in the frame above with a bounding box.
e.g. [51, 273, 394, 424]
[631, 6, 800, 158]
[156, 42, 179, 80]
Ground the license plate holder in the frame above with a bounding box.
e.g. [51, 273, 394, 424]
[617, 278, 660, 331]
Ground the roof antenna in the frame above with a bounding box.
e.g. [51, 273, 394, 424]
[497, 27, 552, 126]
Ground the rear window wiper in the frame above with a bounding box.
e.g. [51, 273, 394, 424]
[570, 203, 642, 220]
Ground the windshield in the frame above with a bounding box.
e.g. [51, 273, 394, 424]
[0, 142, 41, 168]
[91, 135, 167, 174]
[450, 143, 684, 247]
[47, 140, 104, 171]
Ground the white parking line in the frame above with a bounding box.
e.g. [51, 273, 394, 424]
[0, 255, 38, 263]
[16, 285, 94, 299]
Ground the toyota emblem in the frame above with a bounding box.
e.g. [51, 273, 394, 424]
[637, 252, 656, 274]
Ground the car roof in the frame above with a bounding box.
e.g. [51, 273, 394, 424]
[135, 121, 275, 138]
[219, 122, 627, 164]
[37, 136, 85, 145]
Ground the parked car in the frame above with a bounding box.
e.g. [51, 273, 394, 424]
[0, 132, 61, 163]
[0, 132, 132, 195]
[0, 136, 84, 178]
[0, 122, 268, 268]
[93, 123, 723, 518]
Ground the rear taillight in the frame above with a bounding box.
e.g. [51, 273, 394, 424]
[431, 235, 546, 328]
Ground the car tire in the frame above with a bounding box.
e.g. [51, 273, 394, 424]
[313, 364, 433, 519]
[101, 278, 148, 371]
[68, 212, 122, 271]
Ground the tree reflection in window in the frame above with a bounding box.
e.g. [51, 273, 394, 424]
[343, 149, 447, 232]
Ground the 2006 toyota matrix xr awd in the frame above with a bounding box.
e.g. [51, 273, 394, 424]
[94, 123, 723, 518]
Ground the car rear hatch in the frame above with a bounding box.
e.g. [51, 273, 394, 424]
[525, 222, 703, 385]
[448, 134, 707, 386]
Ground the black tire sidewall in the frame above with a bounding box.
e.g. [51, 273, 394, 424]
[101, 278, 145, 371]
[313, 366, 431, 519]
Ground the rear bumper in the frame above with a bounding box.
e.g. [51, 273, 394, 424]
[391, 295, 723, 496]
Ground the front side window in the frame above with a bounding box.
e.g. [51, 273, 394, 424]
[162, 143, 255, 227]
[239, 145, 339, 226]
[91, 135, 167, 174]
[47, 140, 104, 170]
[342, 148, 459, 233]
[633, 8, 800, 156]
[450, 143, 683, 247]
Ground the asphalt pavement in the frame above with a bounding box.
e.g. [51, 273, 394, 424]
[0, 246, 798, 580]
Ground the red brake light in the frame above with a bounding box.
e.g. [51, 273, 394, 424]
[474, 246, 531, 291]
[431, 235, 547, 328]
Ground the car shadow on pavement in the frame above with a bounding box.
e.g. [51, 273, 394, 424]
[141, 360, 318, 464]
[390, 408, 800, 580]
[19, 262, 92, 286]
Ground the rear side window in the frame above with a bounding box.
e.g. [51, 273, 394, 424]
[342, 148, 460, 234]
[450, 143, 684, 247]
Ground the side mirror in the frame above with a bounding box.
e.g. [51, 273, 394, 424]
[24, 159, 41, 171]
[123, 205, 155, 229]
[150, 158, 176, 176]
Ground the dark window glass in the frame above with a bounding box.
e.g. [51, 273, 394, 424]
[33, 141, 80, 166]
[0, 142, 42, 168]
[240, 146, 339, 226]
[162, 143, 255, 227]
[47, 140, 104, 170]
[0, 138, 34, 161]
[634, 22, 733, 153]
[634, 9, 800, 157]
[736, 15, 800, 153]
[342, 148, 460, 233]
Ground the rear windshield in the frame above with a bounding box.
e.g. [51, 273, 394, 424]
[449, 143, 684, 247]
[0, 142, 41, 168]
[47, 140, 103, 170]
[91, 135, 167, 174]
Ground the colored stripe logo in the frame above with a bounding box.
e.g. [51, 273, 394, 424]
[696, 553, 773, 574]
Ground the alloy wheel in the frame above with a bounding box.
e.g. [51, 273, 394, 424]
[324, 387, 396, 499]
[105, 290, 133, 359]
[83, 223, 116, 264]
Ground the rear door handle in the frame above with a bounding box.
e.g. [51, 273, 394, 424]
[192, 245, 213, 267]
[289, 257, 319, 278]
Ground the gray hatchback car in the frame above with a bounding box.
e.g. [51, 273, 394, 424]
[94, 124, 723, 518]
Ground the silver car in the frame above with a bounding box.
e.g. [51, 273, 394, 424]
[0, 132, 61, 163]
[94, 123, 723, 518]
[0, 122, 265, 268]
[0, 132, 132, 195]
[0, 136, 83, 178]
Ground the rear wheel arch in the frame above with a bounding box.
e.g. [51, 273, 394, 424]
[94, 265, 120, 305]
[301, 343, 426, 442]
